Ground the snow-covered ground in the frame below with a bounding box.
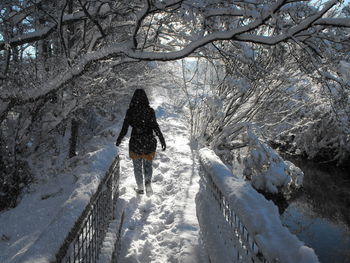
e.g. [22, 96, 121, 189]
[115, 88, 207, 263]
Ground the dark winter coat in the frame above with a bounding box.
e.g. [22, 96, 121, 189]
[116, 106, 165, 155]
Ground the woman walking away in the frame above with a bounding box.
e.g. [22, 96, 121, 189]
[116, 89, 166, 195]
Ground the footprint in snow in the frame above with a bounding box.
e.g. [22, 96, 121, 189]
[139, 199, 154, 213]
[159, 240, 178, 249]
[152, 173, 164, 182]
[162, 184, 176, 195]
[160, 166, 170, 174]
[153, 161, 160, 168]
[165, 212, 175, 225]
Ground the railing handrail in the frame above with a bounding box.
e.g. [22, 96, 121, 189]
[55, 155, 121, 263]
[198, 148, 319, 263]
[198, 150, 267, 263]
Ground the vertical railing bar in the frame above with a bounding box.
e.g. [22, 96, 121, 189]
[97, 193, 101, 258]
[73, 242, 77, 262]
[88, 214, 91, 263]
[84, 225, 87, 262]
[78, 235, 81, 263]
[92, 205, 95, 263]
[94, 201, 98, 263]
[82, 219, 86, 261]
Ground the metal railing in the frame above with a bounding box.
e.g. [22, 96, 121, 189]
[55, 155, 122, 263]
[199, 164, 268, 263]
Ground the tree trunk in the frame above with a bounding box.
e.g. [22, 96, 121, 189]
[69, 119, 79, 158]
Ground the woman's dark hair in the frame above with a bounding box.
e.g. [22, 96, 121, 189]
[129, 89, 149, 108]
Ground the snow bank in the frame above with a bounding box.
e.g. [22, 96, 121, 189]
[0, 131, 118, 263]
[197, 148, 319, 263]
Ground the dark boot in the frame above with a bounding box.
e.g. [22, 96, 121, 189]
[134, 188, 144, 194]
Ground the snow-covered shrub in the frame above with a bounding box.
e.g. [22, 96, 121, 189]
[0, 159, 32, 211]
[243, 129, 303, 194]
[291, 105, 350, 166]
[263, 88, 350, 167]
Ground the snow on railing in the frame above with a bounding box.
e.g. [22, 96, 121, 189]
[55, 155, 124, 263]
[198, 166, 267, 263]
[196, 148, 319, 263]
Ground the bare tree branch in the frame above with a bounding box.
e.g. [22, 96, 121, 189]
[77, 0, 106, 38]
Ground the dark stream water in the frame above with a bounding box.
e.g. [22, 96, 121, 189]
[280, 159, 350, 263]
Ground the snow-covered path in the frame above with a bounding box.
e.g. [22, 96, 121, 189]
[116, 89, 206, 263]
